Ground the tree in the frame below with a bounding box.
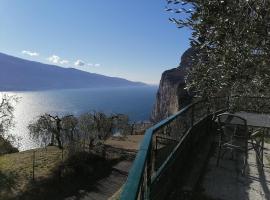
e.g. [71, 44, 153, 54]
[78, 112, 96, 149]
[29, 111, 132, 151]
[112, 114, 131, 136]
[77, 112, 131, 150]
[62, 115, 79, 153]
[28, 114, 75, 149]
[167, 0, 270, 97]
[0, 95, 18, 139]
[0, 94, 19, 152]
[92, 112, 114, 141]
[62, 115, 78, 144]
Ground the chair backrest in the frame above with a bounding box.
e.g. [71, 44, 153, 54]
[216, 113, 248, 139]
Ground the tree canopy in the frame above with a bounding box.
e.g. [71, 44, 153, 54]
[167, 0, 270, 97]
[28, 112, 132, 151]
[0, 95, 18, 140]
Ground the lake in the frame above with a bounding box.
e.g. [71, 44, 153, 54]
[3, 86, 157, 150]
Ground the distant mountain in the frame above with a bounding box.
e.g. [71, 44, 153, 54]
[0, 53, 146, 91]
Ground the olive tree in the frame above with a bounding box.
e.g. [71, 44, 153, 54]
[78, 112, 131, 150]
[78, 112, 96, 150]
[167, 0, 270, 97]
[29, 111, 131, 151]
[92, 112, 114, 142]
[112, 114, 132, 136]
[28, 114, 76, 149]
[0, 94, 19, 152]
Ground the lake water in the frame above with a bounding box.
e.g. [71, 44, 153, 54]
[3, 86, 157, 150]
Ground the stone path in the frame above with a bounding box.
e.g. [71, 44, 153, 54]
[201, 143, 270, 200]
[65, 161, 132, 200]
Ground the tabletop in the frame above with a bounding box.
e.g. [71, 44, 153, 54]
[234, 111, 270, 128]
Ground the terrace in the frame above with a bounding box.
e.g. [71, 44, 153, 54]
[120, 97, 270, 200]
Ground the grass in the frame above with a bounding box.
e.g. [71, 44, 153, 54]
[0, 146, 118, 200]
[0, 135, 143, 200]
[104, 134, 144, 151]
[0, 146, 65, 199]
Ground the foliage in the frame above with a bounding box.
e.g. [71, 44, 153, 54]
[28, 114, 64, 149]
[0, 94, 19, 151]
[167, 0, 270, 97]
[0, 94, 18, 138]
[0, 137, 18, 155]
[0, 147, 118, 200]
[28, 111, 132, 151]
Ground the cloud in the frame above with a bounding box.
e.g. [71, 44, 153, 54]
[47, 55, 96, 67]
[22, 50, 39, 57]
[47, 55, 61, 64]
[47, 55, 69, 65]
[59, 60, 69, 64]
[74, 60, 85, 67]
[87, 63, 100, 67]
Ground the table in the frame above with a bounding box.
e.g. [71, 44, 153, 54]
[233, 112, 270, 167]
[234, 111, 270, 128]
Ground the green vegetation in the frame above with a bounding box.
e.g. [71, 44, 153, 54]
[0, 137, 18, 155]
[0, 147, 64, 199]
[167, 0, 270, 97]
[0, 93, 137, 199]
[28, 112, 132, 152]
[0, 146, 119, 200]
[0, 94, 19, 154]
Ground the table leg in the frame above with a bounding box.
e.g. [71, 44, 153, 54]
[261, 128, 265, 167]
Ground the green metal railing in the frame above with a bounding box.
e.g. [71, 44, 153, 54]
[120, 97, 228, 200]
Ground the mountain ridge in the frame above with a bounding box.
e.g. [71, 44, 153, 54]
[0, 52, 146, 91]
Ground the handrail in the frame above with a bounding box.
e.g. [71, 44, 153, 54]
[120, 96, 270, 200]
[120, 96, 268, 200]
[121, 102, 194, 198]
[120, 100, 208, 200]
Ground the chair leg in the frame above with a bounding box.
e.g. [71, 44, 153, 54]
[216, 145, 222, 167]
[242, 144, 248, 176]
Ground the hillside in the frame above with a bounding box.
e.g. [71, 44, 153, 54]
[0, 53, 146, 91]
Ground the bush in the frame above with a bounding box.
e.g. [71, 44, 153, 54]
[0, 137, 18, 155]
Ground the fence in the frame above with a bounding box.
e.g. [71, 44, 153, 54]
[21, 147, 68, 181]
[18, 142, 135, 182]
[120, 97, 228, 200]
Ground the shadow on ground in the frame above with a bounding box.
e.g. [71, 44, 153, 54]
[196, 139, 270, 200]
[0, 170, 18, 197]
[12, 152, 120, 200]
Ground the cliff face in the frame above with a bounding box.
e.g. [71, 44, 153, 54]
[151, 48, 197, 122]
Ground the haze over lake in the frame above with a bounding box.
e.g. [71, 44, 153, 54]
[4, 86, 157, 150]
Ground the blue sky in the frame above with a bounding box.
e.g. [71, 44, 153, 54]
[0, 0, 190, 84]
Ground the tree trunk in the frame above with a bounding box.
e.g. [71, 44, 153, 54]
[55, 118, 63, 149]
[49, 133, 55, 146]
[55, 134, 62, 149]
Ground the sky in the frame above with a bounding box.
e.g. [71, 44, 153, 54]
[0, 0, 191, 84]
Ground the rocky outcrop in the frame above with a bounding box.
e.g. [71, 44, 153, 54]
[151, 48, 197, 122]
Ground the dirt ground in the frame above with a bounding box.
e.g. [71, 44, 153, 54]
[104, 134, 144, 151]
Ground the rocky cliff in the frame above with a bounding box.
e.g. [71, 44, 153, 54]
[151, 48, 197, 122]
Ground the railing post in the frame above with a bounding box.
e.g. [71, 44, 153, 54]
[32, 150, 35, 181]
[146, 142, 152, 199]
[191, 105, 194, 127]
[207, 101, 210, 115]
[140, 177, 145, 200]
[227, 96, 230, 110]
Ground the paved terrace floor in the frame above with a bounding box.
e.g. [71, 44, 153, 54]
[201, 142, 270, 200]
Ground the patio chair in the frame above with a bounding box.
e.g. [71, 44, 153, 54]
[215, 113, 248, 174]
